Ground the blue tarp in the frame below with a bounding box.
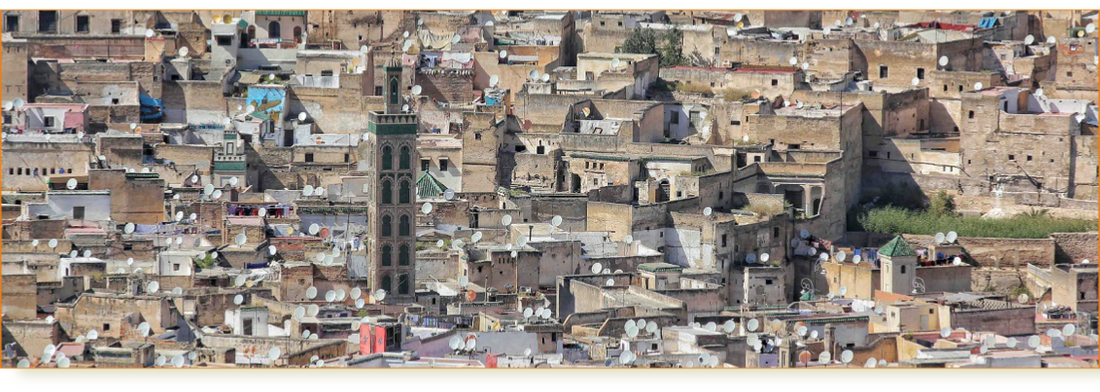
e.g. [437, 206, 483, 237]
[140, 94, 163, 121]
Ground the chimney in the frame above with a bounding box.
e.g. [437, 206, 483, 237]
[824, 323, 837, 355]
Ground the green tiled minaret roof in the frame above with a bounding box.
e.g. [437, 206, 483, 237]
[879, 235, 916, 257]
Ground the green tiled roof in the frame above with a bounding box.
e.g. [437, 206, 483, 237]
[879, 235, 916, 257]
[256, 11, 307, 17]
[416, 172, 447, 199]
[638, 263, 683, 273]
[214, 161, 247, 172]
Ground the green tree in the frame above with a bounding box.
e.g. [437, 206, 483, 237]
[622, 27, 657, 56]
[928, 190, 956, 216]
[658, 26, 687, 67]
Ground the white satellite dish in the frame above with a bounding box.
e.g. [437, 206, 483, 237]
[233, 294, 244, 305]
[517, 236, 528, 247]
[293, 306, 306, 321]
[452, 239, 465, 249]
[797, 325, 808, 337]
[13, 98, 25, 108]
[945, 231, 958, 243]
[355, 299, 365, 308]
[489, 75, 499, 87]
[839, 286, 848, 296]
[823, 27, 831, 35]
[605, 278, 615, 286]
[938, 56, 949, 66]
[818, 351, 831, 365]
[336, 289, 347, 301]
[465, 338, 477, 350]
[49, 239, 58, 248]
[541, 74, 550, 82]
[234, 275, 246, 287]
[747, 318, 759, 332]
[551, 215, 563, 227]
[350, 287, 362, 300]
[836, 251, 847, 262]
[402, 104, 409, 112]
[172, 287, 182, 295]
[172, 355, 185, 368]
[88, 330, 99, 340]
[705, 322, 717, 332]
[471, 231, 483, 243]
[840, 350, 854, 364]
[499, 50, 508, 59]
[591, 263, 603, 274]
[127, 257, 134, 265]
[156, 355, 168, 367]
[459, 276, 469, 287]
[1087, 23, 1096, 34]
[934, 232, 945, 244]
[1063, 324, 1076, 336]
[940, 327, 951, 338]
[444, 189, 456, 200]
[374, 289, 387, 301]
[1046, 36, 1057, 44]
[624, 235, 634, 245]
[528, 69, 539, 81]
[449, 336, 462, 350]
[303, 185, 315, 196]
[309, 223, 320, 235]
[307, 304, 320, 317]
[911, 77, 920, 86]
[179, 46, 189, 57]
[703, 207, 713, 216]
[175, 211, 184, 221]
[325, 290, 336, 302]
[412, 85, 423, 96]
[626, 325, 639, 338]
[203, 184, 215, 196]
[32, 239, 39, 247]
[436, 240, 445, 248]
[952, 257, 962, 266]
[306, 286, 318, 299]
[235, 233, 247, 246]
[1028, 335, 1040, 348]
[1025, 35, 1035, 45]
[66, 178, 78, 190]
[800, 229, 810, 239]
[58, 357, 71, 368]
[973, 82, 983, 91]
[147, 281, 160, 293]
[852, 254, 861, 264]
[789, 57, 798, 66]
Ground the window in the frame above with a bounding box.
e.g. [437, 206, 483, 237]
[381, 274, 392, 291]
[900, 265, 907, 274]
[879, 65, 888, 78]
[399, 180, 411, 203]
[375, 86, 383, 95]
[399, 146, 411, 169]
[439, 158, 449, 171]
[789, 144, 800, 150]
[721, 234, 728, 247]
[399, 215, 411, 236]
[398, 275, 409, 294]
[72, 206, 85, 220]
[381, 245, 392, 266]
[43, 116, 56, 127]
[381, 215, 393, 237]
[399, 244, 410, 265]
[76, 15, 89, 33]
[774, 227, 780, 238]
[268, 21, 281, 38]
[103, 323, 111, 331]
[968, 110, 975, 119]
[321, 70, 333, 77]
[225, 143, 236, 155]
[381, 146, 393, 170]
[421, 159, 430, 171]
[173, 264, 181, 271]
[110, 19, 121, 34]
[731, 120, 741, 126]
[1026, 155, 1033, 162]
[1008, 154, 1015, 161]
[39, 11, 57, 33]
[753, 156, 761, 163]
[475, 133, 482, 140]
[917, 68, 925, 79]
[5, 15, 18, 32]
[304, 153, 314, 162]
[770, 79, 778, 86]
[344, 153, 350, 163]
[382, 180, 393, 204]
[765, 279, 774, 285]
[868, 150, 878, 158]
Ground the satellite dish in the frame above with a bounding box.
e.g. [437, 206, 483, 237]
[836, 251, 847, 262]
[350, 287, 362, 300]
[839, 286, 848, 296]
[912, 77, 920, 86]
[175, 211, 184, 221]
[1035, 88, 1044, 97]
[1046, 36, 1057, 44]
[458, 276, 469, 287]
[789, 57, 798, 66]
[703, 207, 713, 216]
[303, 185, 315, 196]
[147, 281, 160, 293]
[946, 231, 958, 243]
[1063, 324, 1076, 336]
[172, 355, 185, 368]
[465, 338, 477, 350]
[402, 104, 410, 112]
[203, 184, 215, 196]
[336, 289, 347, 301]
[155, 355, 167, 367]
[471, 231, 483, 243]
[309, 224, 320, 236]
[551, 215, 563, 227]
[747, 318, 759, 332]
[823, 27, 831, 35]
[443, 189, 457, 200]
[1025, 35, 1035, 45]
[436, 240, 445, 248]
[626, 325, 639, 338]
[66, 178, 78, 190]
[452, 239, 465, 249]
[1018, 293, 1029, 304]
[874, 22, 881, 29]
[234, 275, 246, 287]
[705, 322, 717, 332]
[517, 236, 528, 247]
[489, 75, 499, 87]
[591, 263, 603, 274]
[355, 299, 365, 308]
[49, 239, 58, 248]
[293, 306, 306, 321]
[940, 327, 951, 338]
[541, 74, 550, 82]
[501, 214, 513, 226]
[412, 85, 423, 96]
[938, 56, 949, 66]
[127, 257, 134, 266]
[797, 325, 808, 337]
[32, 239, 40, 247]
[449, 336, 462, 350]
[179, 46, 189, 57]
[840, 350, 854, 364]
[1028, 335, 1041, 348]
[306, 286, 318, 299]
[172, 287, 183, 295]
[800, 229, 810, 239]
[528, 69, 539, 81]
[953, 256, 962, 266]
[374, 289, 387, 301]
[58, 357, 71, 368]
[13, 98, 25, 108]
[1087, 23, 1097, 34]
[233, 294, 244, 305]
[499, 50, 508, 60]
[934, 232, 945, 244]
[146, 29, 156, 38]
[88, 330, 99, 340]
[801, 62, 810, 71]
[818, 351, 831, 365]
[235, 233, 247, 246]
[746, 253, 757, 263]
[624, 235, 634, 245]
[1047, 328, 1062, 339]
[307, 304, 320, 317]
[973, 82, 983, 91]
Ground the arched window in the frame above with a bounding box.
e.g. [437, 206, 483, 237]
[389, 77, 399, 105]
[399, 215, 411, 237]
[381, 215, 393, 237]
[397, 274, 409, 294]
[399, 244, 410, 266]
[293, 26, 302, 43]
[247, 25, 256, 44]
[381, 179, 393, 204]
[381, 274, 392, 292]
[399, 145, 411, 169]
[381, 244, 392, 266]
[381, 145, 393, 170]
[268, 21, 281, 39]
[399, 179, 411, 204]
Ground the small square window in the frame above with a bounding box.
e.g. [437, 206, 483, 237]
[304, 153, 314, 162]
[1008, 154, 1015, 161]
[770, 79, 778, 86]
